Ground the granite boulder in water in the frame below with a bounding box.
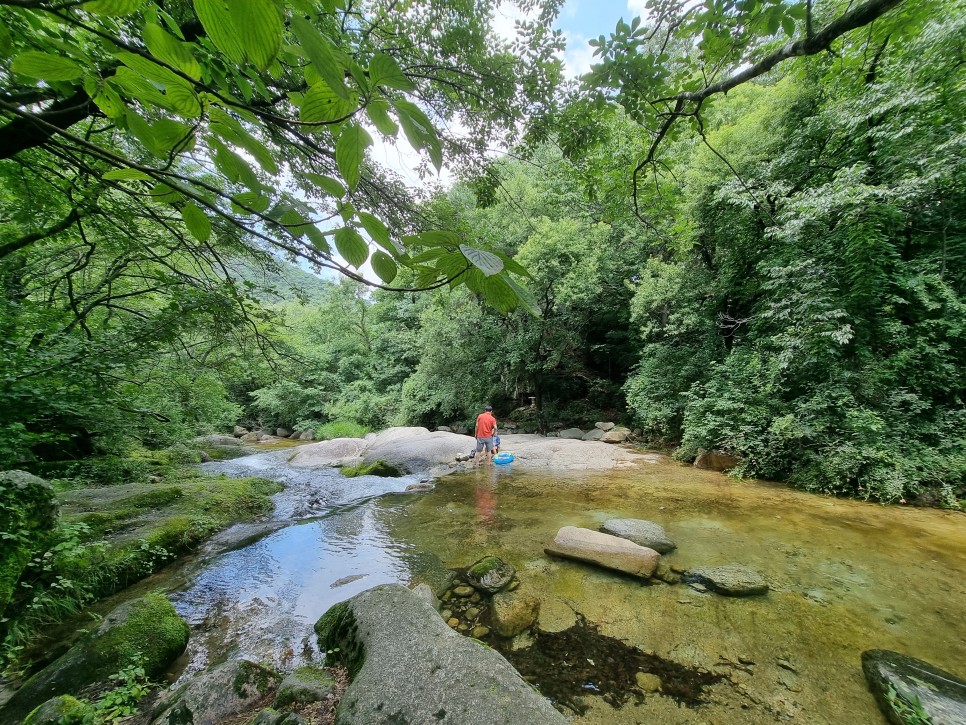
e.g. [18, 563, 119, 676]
[601, 518, 676, 553]
[152, 659, 281, 725]
[862, 649, 966, 725]
[544, 526, 661, 578]
[314, 584, 565, 724]
[683, 565, 768, 596]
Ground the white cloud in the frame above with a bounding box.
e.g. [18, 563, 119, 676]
[491, 3, 532, 44]
[627, 0, 649, 18]
[562, 31, 597, 78]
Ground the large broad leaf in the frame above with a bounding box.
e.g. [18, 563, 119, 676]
[365, 99, 398, 137]
[303, 172, 345, 198]
[460, 244, 504, 276]
[336, 123, 372, 192]
[229, 0, 282, 71]
[210, 117, 278, 174]
[369, 53, 414, 91]
[116, 52, 200, 116]
[231, 191, 270, 215]
[334, 226, 369, 268]
[300, 81, 358, 123]
[124, 109, 162, 156]
[357, 212, 392, 249]
[482, 274, 518, 314]
[506, 275, 540, 315]
[290, 14, 351, 101]
[152, 120, 195, 153]
[305, 225, 331, 254]
[210, 138, 259, 188]
[103, 168, 152, 181]
[193, 0, 245, 64]
[144, 23, 201, 79]
[82, 0, 145, 16]
[181, 203, 212, 242]
[0, 24, 11, 60]
[393, 98, 443, 171]
[12, 52, 84, 82]
[92, 82, 127, 118]
[370, 251, 398, 284]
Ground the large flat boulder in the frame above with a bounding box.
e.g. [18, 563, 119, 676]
[544, 526, 660, 579]
[862, 650, 966, 725]
[288, 437, 367, 467]
[601, 519, 676, 553]
[2, 594, 189, 723]
[314, 584, 565, 725]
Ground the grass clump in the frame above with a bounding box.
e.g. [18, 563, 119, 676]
[316, 420, 370, 441]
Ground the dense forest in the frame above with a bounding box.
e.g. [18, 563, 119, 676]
[2, 0, 963, 500]
[0, 0, 964, 715]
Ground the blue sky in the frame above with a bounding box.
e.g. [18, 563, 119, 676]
[556, 0, 645, 76]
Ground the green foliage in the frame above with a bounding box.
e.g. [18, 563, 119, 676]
[340, 459, 401, 478]
[316, 421, 371, 441]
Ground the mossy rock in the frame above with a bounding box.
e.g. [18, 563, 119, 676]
[23, 695, 96, 724]
[153, 659, 282, 725]
[314, 601, 365, 679]
[0, 471, 58, 617]
[466, 556, 515, 593]
[339, 459, 402, 478]
[274, 666, 336, 707]
[1, 593, 189, 723]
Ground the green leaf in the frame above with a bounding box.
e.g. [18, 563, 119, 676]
[366, 99, 398, 137]
[115, 52, 200, 116]
[403, 230, 461, 247]
[393, 98, 442, 171]
[210, 138, 259, 188]
[144, 23, 201, 79]
[505, 275, 540, 315]
[290, 14, 351, 100]
[211, 119, 278, 174]
[357, 212, 392, 249]
[334, 226, 369, 268]
[369, 53, 414, 91]
[11, 52, 84, 82]
[303, 172, 346, 198]
[124, 109, 162, 155]
[781, 15, 795, 37]
[305, 225, 331, 254]
[459, 244, 504, 276]
[181, 203, 212, 241]
[82, 0, 145, 16]
[482, 274, 518, 313]
[0, 24, 12, 59]
[103, 168, 152, 181]
[193, 0, 245, 64]
[92, 82, 126, 118]
[149, 182, 182, 203]
[336, 123, 372, 192]
[231, 191, 270, 214]
[370, 251, 398, 284]
[495, 251, 531, 278]
[300, 81, 358, 123]
[229, 0, 282, 71]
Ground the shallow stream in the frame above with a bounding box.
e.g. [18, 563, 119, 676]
[97, 448, 966, 723]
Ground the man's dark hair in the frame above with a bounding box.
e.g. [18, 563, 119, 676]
[484, 405, 493, 411]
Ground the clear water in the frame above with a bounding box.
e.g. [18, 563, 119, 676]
[154, 450, 966, 723]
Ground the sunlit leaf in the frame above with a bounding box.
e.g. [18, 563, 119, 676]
[144, 23, 201, 79]
[290, 14, 351, 100]
[82, 0, 145, 16]
[103, 168, 152, 181]
[12, 52, 84, 82]
[335, 226, 369, 268]
[369, 53, 414, 91]
[230, 0, 282, 71]
[459, 244, 504, 276]
[303, 172, 346, 198]
[181, 203, 212, 241]
[336, 123, 372, 192]
[366, 99, 398, 137]
[300, 81, 358, 123]
[193, 0, 245, 64]
[371, 251, 398, 283]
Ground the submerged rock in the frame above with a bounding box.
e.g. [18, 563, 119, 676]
[153, 658, 281, 725]
[465, 555, 515, 593]
[1, 594, 189, 723]
[491, 591, 540, 637]
[601, 518, 677, 554]
[862, 649, 966, 725]
[693, 448, 739, 471]
[314, 584, 566, 724]
[545, 526, 661, 579]
[683, 565, 768, 596]
[537, 597, 577, 634]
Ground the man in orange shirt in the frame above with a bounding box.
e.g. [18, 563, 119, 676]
[471, 405, 498, 462]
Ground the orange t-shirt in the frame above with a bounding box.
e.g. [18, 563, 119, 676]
[475, 411, 497, 438]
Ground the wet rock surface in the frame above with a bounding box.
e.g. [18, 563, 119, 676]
[315, 584, 566, 724]
[491, 591, 540, 637]
[545, 526, 661, 579]
[862, 649, 966, 725]
[683, 565, 768, 596]
[152, 658, 281, 725]
[601, 518, 677, 554]
[465, 555, 515, 593]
